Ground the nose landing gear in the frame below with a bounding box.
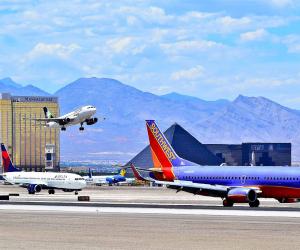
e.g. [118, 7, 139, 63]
[48, 189, 55, 194]
[79, 122, 84, 131]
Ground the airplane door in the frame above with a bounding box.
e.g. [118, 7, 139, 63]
[241, 175, 247, 185]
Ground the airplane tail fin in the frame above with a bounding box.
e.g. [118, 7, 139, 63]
[145, 120, 193, 181]
[43, 107, 54, 119]
[119, 168, 126, 177]
[130, 163, 147, 181]
[88, 168, 92, 178]
[1, 143, 20, 172]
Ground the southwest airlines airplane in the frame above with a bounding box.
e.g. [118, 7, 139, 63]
[1, 144, 86, 194]
[31, 105, 98, 131]
[143, 120, 300, 207]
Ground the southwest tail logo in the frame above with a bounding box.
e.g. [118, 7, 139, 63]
[1, 143, 20, 172]
[145, 120, 191, 181]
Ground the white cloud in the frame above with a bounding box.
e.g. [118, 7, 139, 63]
[106, 37, 133, 54]
[171, 65, 205, 81]
[26, 43, 80, 60]
[161, 40, 225, 55]
[268, 0, 294, 7]
[240, 29, 268, 42]
[118, 6, 173, 24]
[282, 35, 300, 53]
[217, 16, 252, 29]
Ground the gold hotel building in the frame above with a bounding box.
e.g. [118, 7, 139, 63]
[0, 93, 60, 172]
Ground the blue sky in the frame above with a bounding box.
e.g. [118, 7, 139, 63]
[1, 0, 300, 108]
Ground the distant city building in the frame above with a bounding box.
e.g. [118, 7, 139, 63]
[0, 93, 60, 171]
[206, 143, 291, 166]
[127, 123, 292, 173]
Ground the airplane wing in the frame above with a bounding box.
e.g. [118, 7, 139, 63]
[154, 180, 261, 198]
[155, 180, 228, 197]
[155, 180, 262, 198]
[26, 117, 75, 125]
[133, 167, 163, 173]
[18, 180, 48, 186]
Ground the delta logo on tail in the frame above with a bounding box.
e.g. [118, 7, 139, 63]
[1, 143, 20, 172]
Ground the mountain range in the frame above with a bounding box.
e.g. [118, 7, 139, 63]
[1, 77, 300, 162]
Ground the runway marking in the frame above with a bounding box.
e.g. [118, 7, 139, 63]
[1, 204, 300, 218]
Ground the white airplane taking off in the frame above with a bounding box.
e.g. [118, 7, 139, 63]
[1, 144, 86, 194]
[31, 105, 99, 131]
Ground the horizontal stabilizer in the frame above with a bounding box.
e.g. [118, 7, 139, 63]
[134, 167, 163, 173]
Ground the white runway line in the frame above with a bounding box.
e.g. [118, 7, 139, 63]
[1, 204, 300, 218]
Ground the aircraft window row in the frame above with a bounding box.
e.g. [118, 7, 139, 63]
[264, 177, 299, 181]
[183, 176, 260, 180]
[183, 176, 300, 181]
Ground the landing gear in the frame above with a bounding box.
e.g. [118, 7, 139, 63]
[75, 191, 78, 195]
[61, 126, 66, 131]
[249, 199, 260, 208]
[48, 189, 55, 195]
[223, 199, 234, 207]
[28, 191, 35, 195]
[79, 123, 84, 131]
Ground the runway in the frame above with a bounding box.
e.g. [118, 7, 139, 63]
[1, 210, 300, 250]
[1, 185, 300, 249]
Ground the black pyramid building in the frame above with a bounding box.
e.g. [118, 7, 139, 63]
[127, 123, 222, 169]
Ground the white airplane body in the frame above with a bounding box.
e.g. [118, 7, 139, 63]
[83, 168, 134, 186]
[3, 171, 86, 191]
[1, 143, 86, 194]
[33, 105, 99, 131]
[84, 175, 112, 185]
[84, 175, 135, 186]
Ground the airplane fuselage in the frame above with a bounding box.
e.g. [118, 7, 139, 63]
[3, 172, 87, 190]
[173, 165, 300, 199]
[46, 105, 97, 129]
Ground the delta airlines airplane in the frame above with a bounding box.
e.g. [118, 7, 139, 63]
[142, 120, 300, 207]
[31, 105, 99, 131]
[1, 144, 86, 194]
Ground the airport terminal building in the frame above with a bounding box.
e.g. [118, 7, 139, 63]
[0, 93, 60, 171]
[128, 123, 291, 170]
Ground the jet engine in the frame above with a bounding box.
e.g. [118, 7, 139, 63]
[62, 118, 71, 124]
[86, 118, 98, 125]
[27, 184, 42, 194]
[46, 121, 59, 128]
[227, 188, 257, 203]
